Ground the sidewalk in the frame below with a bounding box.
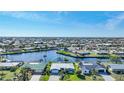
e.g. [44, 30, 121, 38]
[30, 75, 41, 81]
[100, 73, 115, 81]
[49, 75, 60, 81]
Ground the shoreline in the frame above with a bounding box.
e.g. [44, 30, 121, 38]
[56, 50, 124, 59]
[0, 48, 57, 55]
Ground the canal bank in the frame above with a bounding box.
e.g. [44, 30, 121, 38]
[3, 50, 110, 63]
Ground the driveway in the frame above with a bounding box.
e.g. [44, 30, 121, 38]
[100, 73, 115, 81]
[49, 75, 60, 81]
[30, 75, 41, 81]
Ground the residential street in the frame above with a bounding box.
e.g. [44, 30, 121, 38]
[49, 75, 60, 81]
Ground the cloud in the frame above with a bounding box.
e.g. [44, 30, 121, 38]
[0, 11, 66, 24]
[105, 12, 124, 30]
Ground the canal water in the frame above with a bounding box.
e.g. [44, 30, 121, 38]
[5, 50, 109, 63]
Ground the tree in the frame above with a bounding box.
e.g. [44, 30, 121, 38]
[18, 68, 32, 81]
[43, 55, 47, 62]
[91, 68, 97, 80]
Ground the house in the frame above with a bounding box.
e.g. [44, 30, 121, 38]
[0, 62, 22, 70]
[97, 50, 109, 55]
[78, 52, 90, 56]
[108, 64, 124, 74]
[80, 61, 106, 74]
[22, 62, 47, 74]
[80, 62, 95, 74]
[50, 63, 74, 75]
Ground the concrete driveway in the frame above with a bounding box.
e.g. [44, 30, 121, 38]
[49, 75, 60, 81]
[100, 73, 115, 81]
[30, 75, 41, 81]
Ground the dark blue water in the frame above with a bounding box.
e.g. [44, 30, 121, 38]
[5, 50, 109, 63]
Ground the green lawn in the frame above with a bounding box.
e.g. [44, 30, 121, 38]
[61, 74, 85, 81]
[0, 67, 24, 81]
[40, 75, 50, 81]
[0, 71, 15, 81]
[61, 63, 85, 81]
[40, 62, 51, 81]
[73, 63, 80, 72]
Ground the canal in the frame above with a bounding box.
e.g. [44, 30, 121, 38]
[5, 50, 110, 63]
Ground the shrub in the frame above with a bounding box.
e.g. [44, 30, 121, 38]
[77, 74, 85, 80]
[10, 67, 17, 72]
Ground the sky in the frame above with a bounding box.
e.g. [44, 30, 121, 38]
[0, 11, 124, 37]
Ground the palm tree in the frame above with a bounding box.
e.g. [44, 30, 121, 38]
[18, 68, 32, 81]
[43, 55, 47, 62]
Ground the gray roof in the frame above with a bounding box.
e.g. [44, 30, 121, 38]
[22, 62, 47, 72]
[109, 64, 124, 70]
[0, 62, 20, 67]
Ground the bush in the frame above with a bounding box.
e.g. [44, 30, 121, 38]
[10, 67, 17, 72]
[77, 74, 85, 80]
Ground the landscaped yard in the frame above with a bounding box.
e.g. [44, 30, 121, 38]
[61, 74, 85, 81]
[0, 66, 32, 81]
[60, 63, 85, 81]
[0, 71, 15, 81]
[40, 74, 50, 81]
[39, 62, 51, 81]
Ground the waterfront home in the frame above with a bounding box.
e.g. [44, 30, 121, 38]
[108, 64, 124, 74]
[77, 51, 90, 56]
[50, 63, 74, 75]
[80, 62, 95, 74]
[0, 62, 22, 70]
[97, 50, 109, 55]
[22, 62, 47, 74]
[80, 61, 106, 74]
[7, 48, 21, 52]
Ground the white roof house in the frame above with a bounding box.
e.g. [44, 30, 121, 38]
[50, 63, 75, 75]
[50, 63, 74, 70]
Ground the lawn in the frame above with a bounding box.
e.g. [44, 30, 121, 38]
[61, 63, 85, 81]
[0, 67, 24, 81]
[0, 71, 15, 81]
[61, 74, 85, 81]
[40, 75, 50, 81]
[40, 62, 51, 81]
[85, 75, 104, 81]
[73, 62, 80, 72]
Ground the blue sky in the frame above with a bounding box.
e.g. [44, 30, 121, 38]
[0, 11, 124, 37]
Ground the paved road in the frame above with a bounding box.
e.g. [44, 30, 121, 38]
[49, 75, 60, 81]
[100, 73, 115, 81]
[30, 75, 41, 81]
